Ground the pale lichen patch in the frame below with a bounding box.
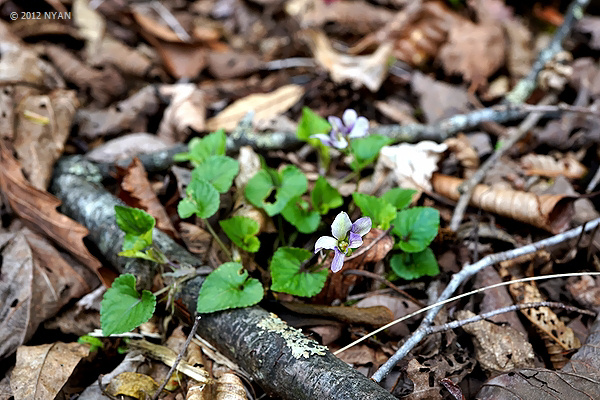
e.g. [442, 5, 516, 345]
[257, 313, 327, 359]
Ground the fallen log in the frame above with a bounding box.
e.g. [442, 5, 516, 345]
[51, 156, 396, 400]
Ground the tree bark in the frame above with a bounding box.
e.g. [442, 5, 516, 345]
[51, 156, 396, 400]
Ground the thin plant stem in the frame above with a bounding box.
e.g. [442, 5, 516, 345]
[203, 219, 232, 261]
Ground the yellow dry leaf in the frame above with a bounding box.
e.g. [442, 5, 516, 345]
[106, 372, 158, 400]
[207, 85, 304, 131]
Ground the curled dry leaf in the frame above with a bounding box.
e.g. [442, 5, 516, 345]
[280, 301, 393, 327]
[444, 133, 479, 176]
[157, 83, 206, 143]
[44, 45, 126, 106]
[0, 227, 90, 359]
[285, 0, 393, 34]
[520, 153, 587, 180]
[13, 89, 78, 190]
[0, 144, 110, 285]
[0, 42, 65, 93]
[301, 30, 392, 92]
[76, 85, 160, 138]
[207, 84, 305, 131]
[106, 372, 159, 399]
[351, 1, 464, 67]
[119, 158, 179, 239]
[215, 373, 247, 400]
[73, 0, 105, 57]
[432, 173, 575, 234]
[455, 310, 535, 373]
[179, 221, 212, 256]
[10, 342, 89, 400]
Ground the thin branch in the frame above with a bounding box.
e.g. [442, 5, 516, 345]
[425, 301, 596, 336]
[449, 93, 557, 231]
[152, 314, 202, 400]
[345, 228, 392, 261]
[505, 0, 591, 104]
[368, 217, 600, 382]
[343, 269, 424, 307]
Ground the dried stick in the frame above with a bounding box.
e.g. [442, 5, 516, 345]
[152, 314, 202, 400]
[448, 93, 556, 231]
[505, 0, 591, 104]
[370, 217, 600, 382]
[425, 301, 595, 336]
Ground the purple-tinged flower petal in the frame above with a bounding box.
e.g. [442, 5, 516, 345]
[314, 236, 337, 253]
[329, 132, 348, 149]
[331, 212, 352, 240]
[310, 133, 334, 147]
[342, 109, 358, 129]
[348, 231, 363, 249]
[348, 116, 369, 139]
[331, 248, 345, 272]
[351, 217, 372, 237]
[328, 116, 344, 133]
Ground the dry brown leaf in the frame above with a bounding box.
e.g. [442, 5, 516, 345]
[10, 342, 89, 400]
[13, 89, 78, 190]
[76, 85, 160, 138]
[355, 294, 420, 337]
[455, 310, 535, 373]
[106, 372, 159, 400]
[44, 45, 126, 106]
[503, 18, 533, 79]
[334, 345, 376, 366]
[157, 83, 206, 143]
[207, 84, 304, 131]
[73, 0, 105, 58]
[432, 173, 575, 233]
[411, 72, 471, 123]
[131, 5, 189, 43]
[0, 144, 111, 286]
[509, 281, 581, 353]
[180, 221, 212, 256]
[520, 153, 587, 180]
[90, 38, 165, 80]
[444, 133, 479, 175]
[215, 373, 247, 400]
[405, 359, 443, 400]
[0, 227, 90, 359]
[119, 158, 179, 239]
[438, 21, 505, 87]
[207, 51, 264, 80]
[302, 30, 392, 92]
[285, 0, 393, 33]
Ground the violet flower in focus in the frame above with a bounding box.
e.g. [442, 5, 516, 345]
[311, 109, 369, 149]
[314, 212, 372, 272]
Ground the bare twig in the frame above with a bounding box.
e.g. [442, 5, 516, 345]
[150, 1, 193, 43]
[448, 93, 557, 231]
[587, 167, 600, 193]
[425, 301, 596, 336]
[369, 217, 600, 382]
[505, 0, 591, 104]
[343, 269, 424, 307]
[152, 314, 202, 400]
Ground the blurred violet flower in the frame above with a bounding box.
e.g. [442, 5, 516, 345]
[314, 211, 372, 272]
[311, 109, 369, 149]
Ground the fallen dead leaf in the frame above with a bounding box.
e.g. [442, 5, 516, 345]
[157, 83, 206, 143]
[0, 143, 111, 286]
[0, 227, 90, 359]
[302, 29, 392, 92]
[119, 158, 179, 239]
[207, 84, 304, 131]
[86, 133, 171, 164]
[355, 294, 420, 337]
[13, 89, 78, 190]
[10, 342, 89, 400]
[520, 153, 587, 179]
[206, 51, 264, 79]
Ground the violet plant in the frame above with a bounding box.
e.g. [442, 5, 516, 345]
[310, 109, 369, 149]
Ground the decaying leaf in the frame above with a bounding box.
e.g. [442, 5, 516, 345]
[90, 37, 164, 80]
[78, 352, 146, 400]
[106, 372, 158, 400]
[119, 158, 179, 239]
[438, 20, 505, 87]
[520, 153, 587, 179]
[0, 42, 65, 93]
[44, 45, 126, 106]
[10, 342, 89, 400]
[405, 359, 443, 400]
[73, 0, 106, 58]
[411, 72, 471, 123]
[0, 227, 90, 359]
[13, 89, 78, 190]
[207, 84, 304, 131]
[444, 134, 479, 176]
[355, 294, 420, 337]
[509, 281, 581, 357]
[0, 144, 109, 285]
[280, 301, 393, 326]
[157, 83, 206, 143]
[180, 221, 212, 256]
[85, 133, 171, 164]
[432, 173, 575, 233]
[76, 85, 160, 138]
[215, 373, 247, 400]
[206, 51, 264, 80]
[301, 30, 392, 92]
[455, 310, 535, 373]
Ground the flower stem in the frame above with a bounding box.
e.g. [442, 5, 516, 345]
[203, 219, 232, 261]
